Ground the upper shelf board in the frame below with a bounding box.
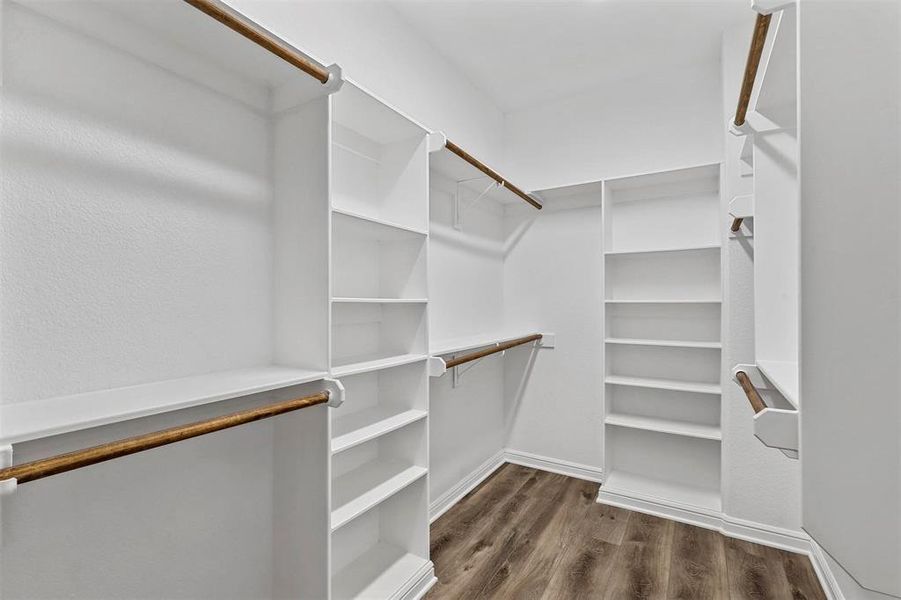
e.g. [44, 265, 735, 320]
[0, 366, 328, 445]
[756, 359, 799, 408]
[333, 81, 426, 145]
[430, 331, 541, 356]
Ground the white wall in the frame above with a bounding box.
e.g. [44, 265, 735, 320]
[227, 0, 506, 162]
[428, 183, 507, 504]
[500, 63, 724, 474]
[503, 61, 724, 190]
[720, 22, 801, 532]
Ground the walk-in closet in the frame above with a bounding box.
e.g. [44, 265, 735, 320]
[0, 1, 898, 599]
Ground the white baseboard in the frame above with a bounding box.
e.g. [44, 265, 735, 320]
[503, 449, 605, 482]
[429, 450, 506, 523]
[398, 562, 436, 600]
[808, 540, 845, 600]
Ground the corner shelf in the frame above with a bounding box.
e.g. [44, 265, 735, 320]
[332, 461, 428, 531]
[605, 413, 721, 441]
[605, 338, 721, 350]
[331, 208, 428, 239]
[600, 470, 722, 514]
[605, 375, 721, 396]
[605, 299, 722, 304]
[604, 243, 721, 256]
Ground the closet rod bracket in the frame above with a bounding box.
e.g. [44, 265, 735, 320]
[454, 179, 502, 230]
[323, 378, 345, 408]
[731, 364, 799, 458]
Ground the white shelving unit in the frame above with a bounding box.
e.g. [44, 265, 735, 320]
[599, 164, 724, 521]
[328, 82, 434, 599]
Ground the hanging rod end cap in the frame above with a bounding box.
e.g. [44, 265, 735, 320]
[538, 333, 555, 348]
[428, 356, 447, 378]
[323, 63, 344, 92]
[428, 131, 448, 153]
[729, 120, 752, 137]
[323, 378, 345, 408]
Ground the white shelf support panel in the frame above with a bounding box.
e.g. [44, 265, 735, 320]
[732, 364, 798, 458]
[0, 445, 14, 497]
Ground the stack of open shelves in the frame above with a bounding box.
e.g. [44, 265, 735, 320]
[599, 164, 724, 518]
[328, 82, 434, 599]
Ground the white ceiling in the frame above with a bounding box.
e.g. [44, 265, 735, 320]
[389, 0, 749, 112]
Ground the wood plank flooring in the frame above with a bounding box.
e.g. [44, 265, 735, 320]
[427, 464, 825, 600]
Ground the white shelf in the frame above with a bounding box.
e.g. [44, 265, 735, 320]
[605, 375, 721, 396]
[604, 244, 721, 256]
[601, 470, 722, 513]
[756, 359, 800, 408]
[605, 299, 722, 304]
[430, 330, 538, 356]
[332, 461, 428, 531]
[605, 337, 721, 349]
[332, 406, 427, 454]
[332, 297, 428, 304]
[0, 366, 328, 444]
[605, 413, 721, 441]
[332, 542, 430, 600]
[332, 207, 427, 239]
[331, 353, 428, 378]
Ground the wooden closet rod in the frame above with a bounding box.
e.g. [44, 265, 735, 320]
[735, 371, 767, 414]
[445, 334, 543, 369]
[444, 140, 543, 210]
[734, 12, 772, 127]
[183, 0, 331, 84]
[731, 217, 744, 232]
[0, 391, 330, 485]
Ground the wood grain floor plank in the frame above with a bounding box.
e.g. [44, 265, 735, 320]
[666, 522, 728, 600]
[602, 512, 675, 600]
[778, 549, 828, 600]
[724, 537, 792, 600]
[541, 496, 626, 600]
[431, 463, 535, 562]
[426, 469, 564, 600]
[428, 466, 827, 600]
[477, 477, 597, 599]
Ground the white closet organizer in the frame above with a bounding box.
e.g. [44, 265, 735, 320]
[729, 5, 799, 458]
[599, 164, 724, 522]
[327, 82, 435, 599]
[0, 1, 338, 598]
[748, 5, 800, 409]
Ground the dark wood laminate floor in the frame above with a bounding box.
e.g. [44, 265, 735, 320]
[427, 464, 826, 600]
